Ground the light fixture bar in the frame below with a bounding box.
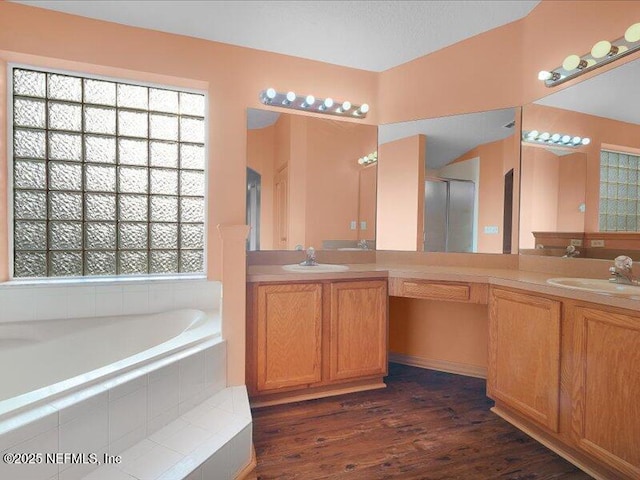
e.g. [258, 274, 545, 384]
[357, 151, 377, 165]
[539, 23, 640, 88]
[522, 130, 590, 148]
[259, 89, 369, 118]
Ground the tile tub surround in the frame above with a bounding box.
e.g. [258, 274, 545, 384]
[0, 341, 242, 480]
[0, 279, 221, 323]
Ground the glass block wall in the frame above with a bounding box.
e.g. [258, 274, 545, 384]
[599, 150, 640, 232]
[12, 68, 206, 278]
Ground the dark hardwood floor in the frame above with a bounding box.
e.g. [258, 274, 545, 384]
[252, 363, 592, 480]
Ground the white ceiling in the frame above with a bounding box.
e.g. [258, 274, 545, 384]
[534, 58, 640, 125]
[247, 109, 280, 130]
[378, 108, 516, 169]
[13, 0, 539, 72]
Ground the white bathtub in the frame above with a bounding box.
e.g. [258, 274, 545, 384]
[0, 308, 227, 480]
[0, 309, 221, 418]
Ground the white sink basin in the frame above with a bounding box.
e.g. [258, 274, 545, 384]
[547, 277, 640, 297]
[282, 264, 349, 273]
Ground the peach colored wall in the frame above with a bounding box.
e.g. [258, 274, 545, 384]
[379, 21, 523, 124]
[450, 134, 519, 254]
[389, 297, 488, 370]
[305, 117, 377, 249]
[557, 152, 587, 231]
[246, 125, 276, 250]
[0, 60, 6, 280]
[358, 165, 377, 242]
[522, 103, 640, 233]
[249, 114, 376, 250]
[520, 146, 560, 249]
[0, 1, 379, 282]
[286, 115, 308, 249]
[376, 135, 425, 250]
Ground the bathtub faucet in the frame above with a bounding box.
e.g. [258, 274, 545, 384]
[300, 247, 318, 266]
[609, 255, 637, 285]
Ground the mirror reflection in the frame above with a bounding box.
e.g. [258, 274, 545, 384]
[377, 108, 519, 253]
[246, 109, 377, 251]
[520, 58, 640, 260]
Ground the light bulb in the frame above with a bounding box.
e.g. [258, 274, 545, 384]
[572, 136, 582, 145]
[323, 98, 334, 109]
[304, 95, 315, 107]
[286, 91, 296, 102]
[266, 88, 276, 100]
[358, 157, 365, 165]
[581, 138, 591, 145]
[562, 54, 586, 71]
[359, 103, 370, 114]
[538, 70, 552, 81]
[625, 23, 640, 43]
[527, 130, 539, 139]
[341, 101, 352, 112]
[551, 133, 561, 142]
[591, 40, 618, 59]
[561, 135, 571, 144]
[539, 132, 551, 141]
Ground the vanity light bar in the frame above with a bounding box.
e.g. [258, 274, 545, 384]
[539, 22, 640, 87]
[522, 130, 591, 147]
[357, 151, 377, 165]
[259, 88, 369, 118]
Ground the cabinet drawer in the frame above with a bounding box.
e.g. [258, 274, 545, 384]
[401, 281, 470, 301]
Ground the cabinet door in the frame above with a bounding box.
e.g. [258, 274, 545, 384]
[488, 289, 561, 432]
[570, 306, 640, 478]
[329, 280, 388, 381]
[256, 283, 322, 391]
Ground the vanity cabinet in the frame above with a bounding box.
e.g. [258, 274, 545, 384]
[489, 286, 640, 480]
[488, 288, 561, 432]
[567, 305, 640, 479]
[247, 278, 388, 405]
[255, 283, 323, 391]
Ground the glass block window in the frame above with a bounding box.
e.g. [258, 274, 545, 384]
[599, 150, 640, 232]
[12, 68, 206, 278]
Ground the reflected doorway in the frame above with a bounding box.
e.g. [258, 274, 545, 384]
[246, 167, 261, 251]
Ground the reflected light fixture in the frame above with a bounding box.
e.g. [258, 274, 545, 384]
[259, 89, 369, 118]
[539, 22, 640, 87]
[522, 130, 590, 147]
[357, 150, 377, 166]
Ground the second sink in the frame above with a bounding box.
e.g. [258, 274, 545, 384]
[547, 277, 640, 298]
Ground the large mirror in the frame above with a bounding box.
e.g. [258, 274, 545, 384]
[520, 58, 640, 260]
[246, 109, 378, 251]
[377, 108, 520, 253]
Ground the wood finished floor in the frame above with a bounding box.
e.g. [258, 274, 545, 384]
[252, 363, 593, 480]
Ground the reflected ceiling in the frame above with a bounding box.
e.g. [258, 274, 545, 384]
[535, 60, 640, 125]
[379, 108, 516, 169]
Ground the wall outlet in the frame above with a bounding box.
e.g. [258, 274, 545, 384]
[590, 239, 605, 247]
[570, 239, 583, 247]
[484, 226, 499, 234]
[360, 221, 367, 230]
[350, 220, 357, 230]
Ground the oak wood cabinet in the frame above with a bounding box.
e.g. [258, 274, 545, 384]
[488, 288, 561, 432]
[489, 286, 640, 480]
[255, 283, 322, 391]
[247, 279, 388, 405]
[568, 305, 640, 479]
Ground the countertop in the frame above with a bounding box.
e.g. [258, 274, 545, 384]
[247, 263, 640, 311]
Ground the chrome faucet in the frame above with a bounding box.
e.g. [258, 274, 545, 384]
[563, 245, 580, 258]
[357, 239, 369, 250]
[609, 255, 637, 285]
[299, 247, 318, 266]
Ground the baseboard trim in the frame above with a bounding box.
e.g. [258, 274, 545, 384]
[235, 445, 257, 480]
[389, 353, 487, 379]
[250, 381, 387, 408]
[491, 406, 615, 480]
